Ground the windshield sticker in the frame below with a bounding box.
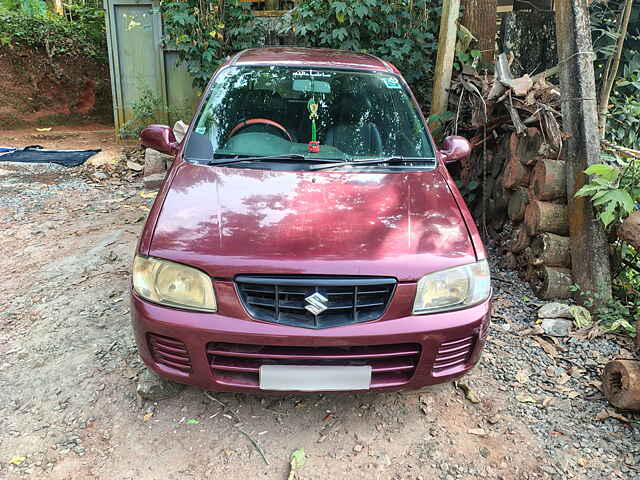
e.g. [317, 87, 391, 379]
[383, 77, 401, 89]
[292, 70, 333, 78]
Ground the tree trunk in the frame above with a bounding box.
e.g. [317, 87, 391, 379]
[498, 11, 557, 78]
[524, 199, 569, 236]
[556, 0, 612, 303]
[509, 223, 531, 253]
[532, 159, 566, 201]
[502, 156, 530, 189]
[431, 0, 460, 119]
[531, 232, 571, 267]
[602, 360, 640, 410]
[507, 187, 529, 222]
[508, 128, 542, 166]
[461, 0, 497, 62]
[532, 265, 572, 299]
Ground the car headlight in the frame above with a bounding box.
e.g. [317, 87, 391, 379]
[412, 260, 491, 314]
[132, 255, 217, 312]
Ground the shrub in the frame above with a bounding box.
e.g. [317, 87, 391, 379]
[0, 10, 106, 61]
[161, 0, 441, 106]
[161, 0, 262, 90]
[591, 0, 640, 149]
[292, 0, 440, 106]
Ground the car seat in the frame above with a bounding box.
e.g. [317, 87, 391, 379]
[324, 94, 383, 156]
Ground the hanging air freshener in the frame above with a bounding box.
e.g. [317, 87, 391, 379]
[307, 98, 320, 153]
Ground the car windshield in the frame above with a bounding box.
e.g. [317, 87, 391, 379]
[185, 65, 435, 167]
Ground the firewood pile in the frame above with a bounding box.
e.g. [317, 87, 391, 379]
[448, 54, 572, 300]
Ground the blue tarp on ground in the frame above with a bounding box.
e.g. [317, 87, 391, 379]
[0, 145, 100, 167]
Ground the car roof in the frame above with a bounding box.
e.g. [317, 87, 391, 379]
[230, 47, 398, 74]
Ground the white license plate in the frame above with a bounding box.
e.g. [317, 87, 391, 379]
[259, 365, 372, 391]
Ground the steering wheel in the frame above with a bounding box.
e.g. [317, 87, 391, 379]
[227, 118, 294, 142]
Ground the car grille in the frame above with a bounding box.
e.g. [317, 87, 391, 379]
[235, 276, 396, 329]
[432, 334, 475, 376]
[207, 342, 421, 389]
[147, 333, 191, 373]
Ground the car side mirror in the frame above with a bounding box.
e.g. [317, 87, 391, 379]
[440, 135, 471, 164]
[140, 125, 179, 156]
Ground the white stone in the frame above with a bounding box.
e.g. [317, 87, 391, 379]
[144, 148, 172, 176]
[144, 172, 166, 189]
[541, 318, 573, 337]
[538, 302, 573, 319]
[136, 368, 184, 401]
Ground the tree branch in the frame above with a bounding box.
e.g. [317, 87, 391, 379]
[597, 0, 633, 136]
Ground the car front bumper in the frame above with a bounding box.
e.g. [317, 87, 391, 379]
[130, 281, 491, 393]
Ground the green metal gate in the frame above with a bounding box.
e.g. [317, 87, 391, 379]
[104, 0, 199, 132]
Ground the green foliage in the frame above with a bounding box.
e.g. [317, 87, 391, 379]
[456, 178, 480, 205]
[292, 0, 440, 106]
[607, 78, 640, 149]
[570, 305, 593, 329]
[0, 9, 106, 61]
[118, 87, 190, 138]
[575, 155, 640, 227]
[118, 89, 164, 138]
[64, 2, 105, 46]
[595, 299, 638, 336]
[162, 0, 441, 105]
[455, 49, 481, 70]
[571, 284, 639, 337]
[574, 152, 640, 336]
[288, 448, 306, 480]
[162, 0, 262, 90]
[0, 0, 47, 16]
[428, 110, 455, 142]
[591, 0, 640, 149]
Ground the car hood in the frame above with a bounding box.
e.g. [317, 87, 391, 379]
[148, 162, 477, 282]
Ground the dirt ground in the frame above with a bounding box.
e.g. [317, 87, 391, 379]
[0, 47, 112, 129]
[1, 128, 639, 480]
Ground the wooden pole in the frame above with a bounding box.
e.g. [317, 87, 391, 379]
[555, 0, 612, 303]
[461, 0, 497, 63]
[431, 0, 460, 118]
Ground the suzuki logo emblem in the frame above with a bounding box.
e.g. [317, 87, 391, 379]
[304, 292, 329, 315]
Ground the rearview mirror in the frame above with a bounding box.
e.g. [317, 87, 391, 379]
[140, 125, 179, 156]
[440, 136, 471, 164]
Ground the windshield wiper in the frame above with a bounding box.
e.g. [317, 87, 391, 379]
[207, 153, 333, 169]
[309, 156, 436, 171]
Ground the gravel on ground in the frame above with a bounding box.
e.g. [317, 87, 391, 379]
[1, 129, 639, 480]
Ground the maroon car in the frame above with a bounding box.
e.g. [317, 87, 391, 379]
[132, 47, 491, 393]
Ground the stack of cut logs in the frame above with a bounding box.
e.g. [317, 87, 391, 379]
[488, 128, 573, 300]
[448, 54, 573, 300]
